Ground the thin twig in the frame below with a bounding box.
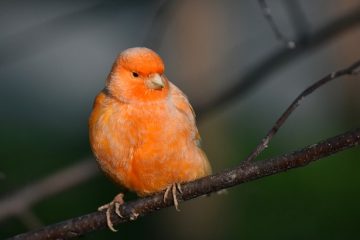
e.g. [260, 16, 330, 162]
[258, 0, 296, 48]
[197, 6, 360, 119]
[8, 128, 360, 240]
[242, 59, 360, 164]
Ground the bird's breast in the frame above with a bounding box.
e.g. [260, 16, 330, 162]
[127, 101, 192, 146]
[89, 96, 205, 194]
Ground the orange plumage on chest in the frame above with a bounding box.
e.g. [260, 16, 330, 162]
[89, 47, 211, 196]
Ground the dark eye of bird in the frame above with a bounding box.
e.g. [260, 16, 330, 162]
[132, 72, 139, 78]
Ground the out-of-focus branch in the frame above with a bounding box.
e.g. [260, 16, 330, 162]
[283, 0, 310, 38]
[0, 2, 108, 67]
[243, 59, 360, 164]
[143, 0, 177, 50]
[257, 0, 295, 48]
[197, 6, 360, 118]
[17, 209, 43, 230]
[0, 1, 174, 68]
[8, 128, 360, 240]
[0, 160, 98, 221]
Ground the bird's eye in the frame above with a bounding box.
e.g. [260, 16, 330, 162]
[132, 72, 139, 78]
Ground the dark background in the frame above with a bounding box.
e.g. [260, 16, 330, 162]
[1, 0, 360, 239]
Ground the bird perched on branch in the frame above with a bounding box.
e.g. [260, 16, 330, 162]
[89, 47, 212, 231]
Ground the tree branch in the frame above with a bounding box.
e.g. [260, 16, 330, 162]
[8, 128, 360, 240]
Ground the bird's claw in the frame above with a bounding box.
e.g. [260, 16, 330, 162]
[163, 183, 183, 211]
[98, 193, 125, 232]
[114, 202, 123, 218]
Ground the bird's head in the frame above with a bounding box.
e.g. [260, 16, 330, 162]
[106, 47, 169, 102]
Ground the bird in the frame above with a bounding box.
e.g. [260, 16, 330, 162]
[89, 47, 212, 231]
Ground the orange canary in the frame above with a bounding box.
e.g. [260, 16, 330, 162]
[89, 47, 211, 230]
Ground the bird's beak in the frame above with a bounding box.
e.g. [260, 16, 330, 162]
[147, 73, 165, 90]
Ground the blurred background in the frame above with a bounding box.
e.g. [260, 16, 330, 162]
[1, 0, 360, 239]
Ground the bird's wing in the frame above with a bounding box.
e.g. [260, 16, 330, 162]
[169, 82, 195, 123]
[169, 82, 203, 147]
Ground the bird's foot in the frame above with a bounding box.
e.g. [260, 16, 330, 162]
[98, 193, 125, 232]
[163, 183, 183, 211]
